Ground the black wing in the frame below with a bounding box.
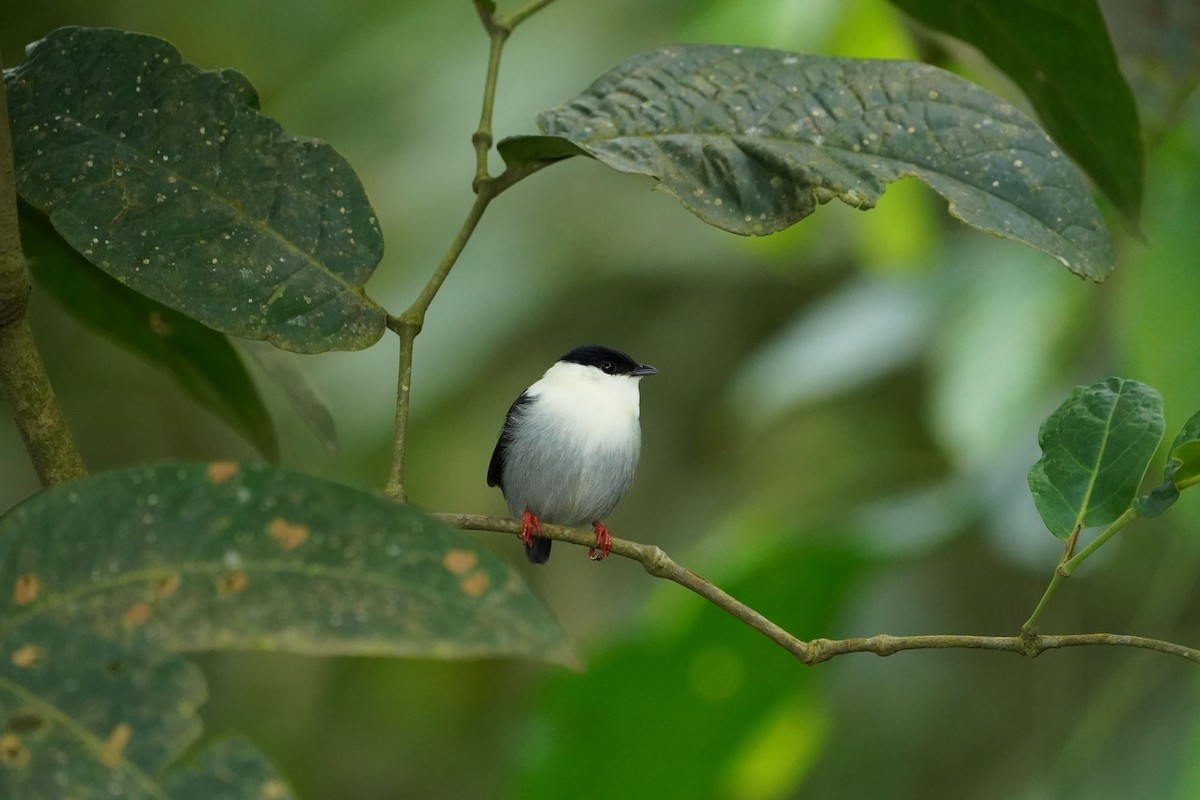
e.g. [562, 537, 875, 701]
[487, 391, 533, 489]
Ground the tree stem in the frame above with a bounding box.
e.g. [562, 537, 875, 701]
[0, 45, 86, 486]
[384, 0, 561, 501]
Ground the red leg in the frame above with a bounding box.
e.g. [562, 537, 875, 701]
[521, 510, 542, 547]
[589, 521, 612, 561]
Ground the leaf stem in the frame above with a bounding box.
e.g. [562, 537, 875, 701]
[0, 46, 86, 486]
[434, 513, 1200, 666]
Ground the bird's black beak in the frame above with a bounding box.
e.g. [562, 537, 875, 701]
[631, 363, 658, 376]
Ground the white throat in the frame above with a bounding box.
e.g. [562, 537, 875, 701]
[526, 361, 643, 447]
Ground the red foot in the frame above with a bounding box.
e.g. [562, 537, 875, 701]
[589, 521, 612, 561]
[521, 510, 542, 547]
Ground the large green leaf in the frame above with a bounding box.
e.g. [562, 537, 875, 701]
[1028, 378, 1164, 538]
[19, 206, 279, 460]
[0, 618, 202, 799]
[889, 0, 1143, 226]
[500, 45, 1115, 281]
[0, 618, 293, 798]
[0, 463, 573, 665]
[5, 26, 385, 353]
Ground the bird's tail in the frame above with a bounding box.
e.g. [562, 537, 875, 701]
[525, 536, 551, 564]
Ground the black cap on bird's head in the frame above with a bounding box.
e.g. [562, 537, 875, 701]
[559, 344, 658, 377]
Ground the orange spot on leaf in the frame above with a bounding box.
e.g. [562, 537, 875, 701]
[13, 574, 39, 606]
[155, 573, 181, 598]
[260, 778, 290, 799]
[206, 461, 239, 484]
[0, 733, 29, 769]
[10, 644, 43, 668]
[99, 723, 132, 767]
[147, 310, 172, 336]
[443, 548, 479, 576]
[123, 601, 152, 627]
[459, 570, 490, 597]
[218, 570, 249, 595]
[267, 517, 309, 551]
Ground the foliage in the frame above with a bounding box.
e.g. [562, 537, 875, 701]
[0, 1, 1196, 798]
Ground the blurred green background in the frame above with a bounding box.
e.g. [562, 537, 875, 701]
[3, 1, 1200, 798]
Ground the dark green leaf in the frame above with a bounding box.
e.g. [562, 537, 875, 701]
[237, 340, 338, 455]
[889, 0, 1143, 226]
[0, 463, 574, 666]
[164, 737, 296, 800]
[0, 622, 295, 799]
[0, 617, 203, 799]
[5, 27, 385, 353]
[1028, 378, 1164, 538]
[19, 206, 279, 460]
[507, 45, 1115, 281]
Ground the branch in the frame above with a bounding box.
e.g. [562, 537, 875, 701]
[434, 513, 1200, 667]
[0, 44, 86, 486]
[1022, 507, 1140, 634]
[382, 0, 564, 501]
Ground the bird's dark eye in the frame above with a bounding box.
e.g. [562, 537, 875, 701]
[601, 361, 616, 374]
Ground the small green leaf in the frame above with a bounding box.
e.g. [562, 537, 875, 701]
[1028, 378, 1164, 538]
[888, 0, 1143, 226]
[19, 206, 279, 460]
[1136, 409, 1200, 517]
[164, 737, 297, 799]
[0, 617, 204, 799]
[505, 44, 1115, 281]
[1166, 411, 1200, 488]
[5, 27, 386, 353]
[0, 463, 574, 666]
[1174, 442, 1200, 487]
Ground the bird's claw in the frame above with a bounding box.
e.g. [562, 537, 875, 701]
[521, 510, 542, 547]
[588, 522, 612, 561]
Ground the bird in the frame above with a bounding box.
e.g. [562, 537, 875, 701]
[487, 344, 657, 564]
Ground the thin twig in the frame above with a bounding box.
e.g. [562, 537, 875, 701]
[501, 0, 562, 30]
[434, 513, 1200, 667]
[471, 23, 509, 188]
[0, 44, 86, 486]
